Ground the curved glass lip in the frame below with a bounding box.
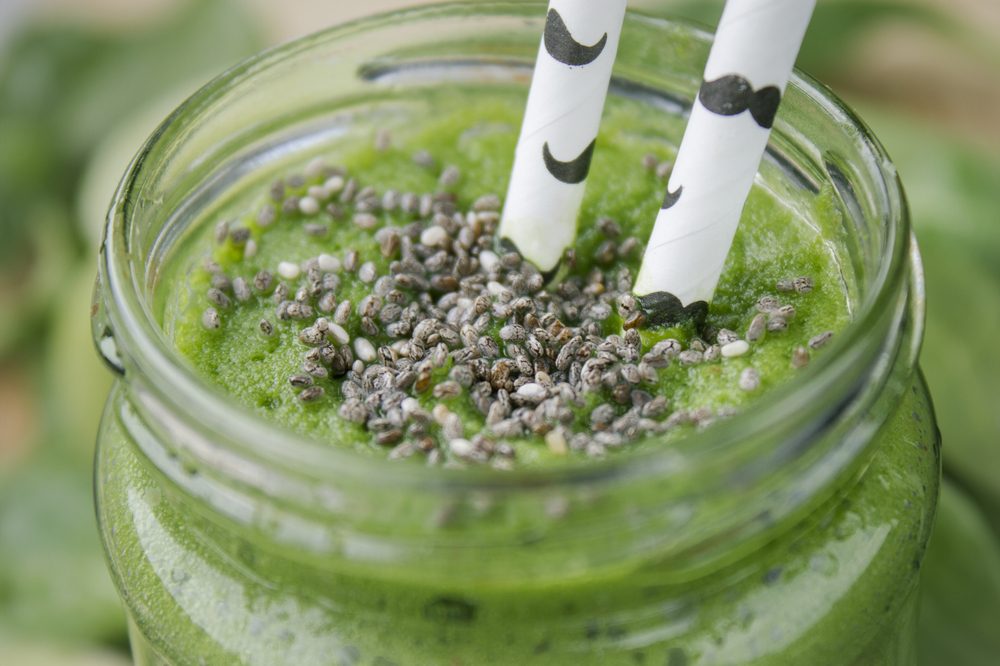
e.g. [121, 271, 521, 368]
[101, 2, 913, 491]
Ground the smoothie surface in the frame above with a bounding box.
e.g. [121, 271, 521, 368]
[162, 89, 850, 467]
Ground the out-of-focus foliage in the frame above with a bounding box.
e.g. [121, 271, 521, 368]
[0, 0, 262, 659]
[659, 0, 974, 74]
[0, 0, 261, 354]
[837, 104, 1000, 663]
[918, 480, 1000, 666]
[871, 112, 1000, 533]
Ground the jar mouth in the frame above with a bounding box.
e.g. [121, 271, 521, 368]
[99, 3, 914, 493]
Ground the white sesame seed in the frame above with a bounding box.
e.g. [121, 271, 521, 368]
[400, 397, 421, 417]
[277, 261, 300, 280]
[304, 157, 327, 179]
[545, 429, 568, 455]
[317, 253, 341, 272]
[449, 438, 475, 458]
[420, 225, 448, 247]
[721, 340, 750, 358]
[327, 323, 350, 345]
[516, 382, 547, 400]
[244, 239, 258, 258]
[323, 176, 345, 195]
[298, 196, 320, 215]
[307, 185, 326, 200]
[739, 368, 761, 391]
[432, 404, 451, 424]
[358, 262, 377, 283]
[479, 250, 500, 273]
[354, 337, 376, 362]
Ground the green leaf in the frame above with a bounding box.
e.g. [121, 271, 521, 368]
[0, 643, 129, 666]
[0, 452, 126, 646]
[861, 108, 1000, 533]
[0, 0, 263, 253]
[635, 0, 986, 78]
[918, 480, 1000, 666]
[0, 0, 263, 346]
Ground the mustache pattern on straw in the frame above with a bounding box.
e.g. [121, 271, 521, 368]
[699, 74, 782, 129]
[543, 139, 597, 184]
[544, 8, 608, 66]
[637, 291, 708, 326]
[661, 185, 683, 210]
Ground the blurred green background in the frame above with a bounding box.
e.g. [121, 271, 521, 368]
[0, 0, 997, 663]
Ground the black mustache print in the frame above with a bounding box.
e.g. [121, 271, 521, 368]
[544, 9, 608, 67]
[661, 185, 683, 210]
[637, 291, 708, 327]
[699, 75, 782, 129]
[543, 139, 596, 185]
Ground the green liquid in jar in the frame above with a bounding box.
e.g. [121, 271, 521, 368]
[97, 86, 938, 665]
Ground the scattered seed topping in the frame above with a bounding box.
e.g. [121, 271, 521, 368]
[191, 148, 840, 467]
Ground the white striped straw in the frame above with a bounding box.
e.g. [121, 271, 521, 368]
[500, 0, 627, 274]
[633, 0, 816, 324]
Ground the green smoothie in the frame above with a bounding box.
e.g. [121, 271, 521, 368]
[95, 86, 938, 664]
[160, 89, 848, 468]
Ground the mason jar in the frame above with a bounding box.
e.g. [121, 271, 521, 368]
[91, 4, 940, 664]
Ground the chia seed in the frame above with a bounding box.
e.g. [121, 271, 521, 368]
[766, 317, 788, 332]
[809, 331, 834, 349]
[792, 346, 810, 368]
[739, 368, 761, 392]
[298, 386, 325, 403]
[207, 288, 231, 309]
[747, 314, 767, 342]
[439, 165, 461, 188]
[793, 276, 814, 294]
[201, 308, 221, 330]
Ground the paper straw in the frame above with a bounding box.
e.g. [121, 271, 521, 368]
[500, 0, 627, 274]
[633, 0, 816, 324]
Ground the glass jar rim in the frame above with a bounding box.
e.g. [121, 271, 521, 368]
[97, 2, 916, 493]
